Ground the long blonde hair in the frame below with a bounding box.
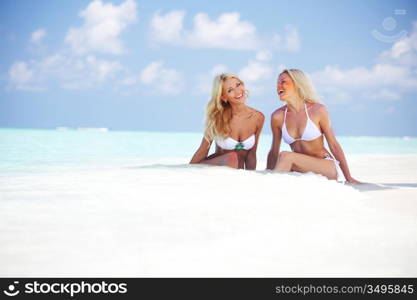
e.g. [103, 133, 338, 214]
[204, 73, 244, 141]
[280, 69, 320, 103]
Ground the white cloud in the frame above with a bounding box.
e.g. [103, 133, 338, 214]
[239, 60, 272, 83]
[8, 54, 123, 90]
[60, 55, 122, 89]
[140, 61, 163, 84]
[195, 54, 276, 96]
[8, 0, 136, 91]
[58, 55, 123, 89]
[65, 0, 137, 55]
[9, 62, 32, 84]
[313, 64, 416, 90]
[363, 89, 401, 101]
[284, 25, 301, 52]
[31, 28, 46, 44]
[117, 61, 186, 95]
[118, 75, 140, 86]
[150, 10, 300, 52]
[208, 64, 228, 77]
[312, 63, 417, 103]
[255, 50, 272, 61]
[311, 23, 417, 104]
[184, 12, 260, 49]
[85, 55, 123, 81]
[150, 10, 185, 44]
[312, 64, 416, 103]
[140, 61, 184, 94]
[276, 64, 287, 74]
[8, 61, 43, 91]
[196, 64, 228, 94]
[270, 25, 301, 53]
[235, 54, 278, 96]
[379, 22, 417, 66]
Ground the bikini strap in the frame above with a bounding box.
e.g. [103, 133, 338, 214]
[283, 107, 288, 122]
[304, 102, 310, 119]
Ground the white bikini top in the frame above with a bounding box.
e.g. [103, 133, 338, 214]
[282, 103, 322, 144]
[215, 134, 255, 150]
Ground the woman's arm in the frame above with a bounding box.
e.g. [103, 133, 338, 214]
[319, 106, 361, 184]
[190, 137, 212, 164]
[245, 112, 265, 170]
[266, 110, 283, 170]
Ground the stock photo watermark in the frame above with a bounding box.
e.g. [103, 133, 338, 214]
[2, 280, 128, 297]
[3, 281, 20, 297]
[372, 9, 408, 43]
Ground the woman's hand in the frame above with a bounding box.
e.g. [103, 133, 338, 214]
[346, 177, 362, 184]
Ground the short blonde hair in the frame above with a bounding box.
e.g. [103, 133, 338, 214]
[280, 69, 320, 103]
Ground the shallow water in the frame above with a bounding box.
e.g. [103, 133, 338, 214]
[1, 128, 417, 174]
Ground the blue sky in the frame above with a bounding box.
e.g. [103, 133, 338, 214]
[1, 0, 416, 136]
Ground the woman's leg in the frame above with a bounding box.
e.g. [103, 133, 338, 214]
[274, 151, 337, 180]
[200, 152, 239, 168]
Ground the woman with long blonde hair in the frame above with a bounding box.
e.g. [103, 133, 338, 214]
[190, 73, 264, 169]
[267, 69, 360, 183]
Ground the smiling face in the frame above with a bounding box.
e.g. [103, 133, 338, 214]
[221, 77, 247, 104]
[277, 72, 296, 101]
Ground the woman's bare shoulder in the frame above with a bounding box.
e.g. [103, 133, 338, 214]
[307, 102, 327, 116]
[271, 105, 287, 120]
[308, 102, 325, 110]
[246, 106, 265, 121]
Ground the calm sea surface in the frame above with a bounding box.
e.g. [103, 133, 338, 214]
[1, 128, 416, 174]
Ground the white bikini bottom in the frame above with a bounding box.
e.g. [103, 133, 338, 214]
[324, 155, 345, 183]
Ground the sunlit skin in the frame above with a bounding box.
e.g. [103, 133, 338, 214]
[190, 77, 265, 169]
[267, 73, 361, 184]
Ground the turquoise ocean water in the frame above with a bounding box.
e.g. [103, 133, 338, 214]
[1, 128, 417, 174]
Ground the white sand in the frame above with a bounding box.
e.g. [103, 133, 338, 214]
[0, 154, 416, 277]
[347, 154, 417, 217]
